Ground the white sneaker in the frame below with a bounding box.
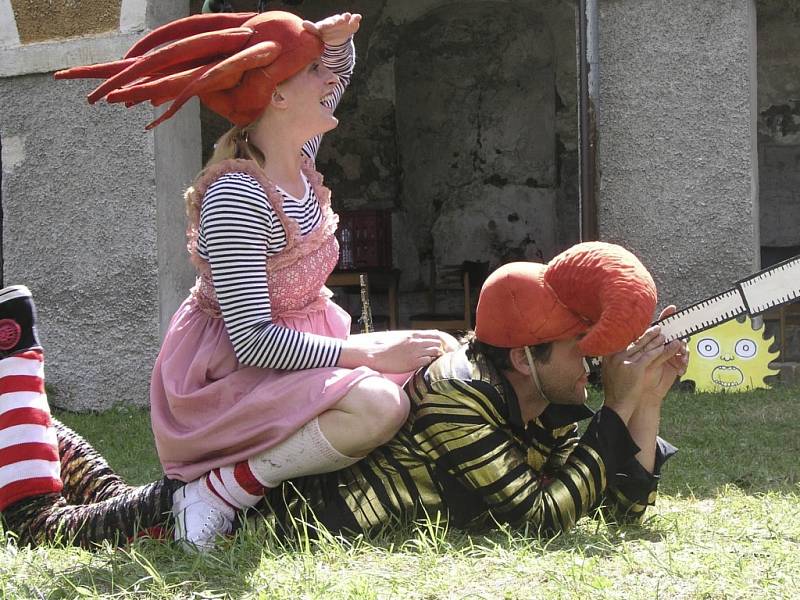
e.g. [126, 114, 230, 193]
[172, 479, 235, 551]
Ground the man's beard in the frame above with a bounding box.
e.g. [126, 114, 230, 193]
[540, 375, 587, 406]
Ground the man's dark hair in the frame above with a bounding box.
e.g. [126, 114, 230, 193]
[464, 331, 553, 371]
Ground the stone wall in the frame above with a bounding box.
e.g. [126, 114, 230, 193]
[10, 0, 121, 43]
[197, 0, 579, 323]
[396, 3, 557, 269]
[756, 0, 800, 255]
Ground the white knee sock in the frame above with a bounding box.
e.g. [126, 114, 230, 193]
[206, 417, 359, 510]
[248, 417, 360, 488]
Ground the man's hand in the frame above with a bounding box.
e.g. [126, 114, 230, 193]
[302, 13, 362, 46]
[602, 306, 687, 422]
[639, 306, 688, 403]
[625, 306, 688, 473]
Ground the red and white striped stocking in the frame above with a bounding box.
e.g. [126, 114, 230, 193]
[199, 417, 359, 511]
[0, 349, 62, 511]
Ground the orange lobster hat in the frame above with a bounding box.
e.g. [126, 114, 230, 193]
[475, 242, 658, 356]
[54, 11, 323, 129]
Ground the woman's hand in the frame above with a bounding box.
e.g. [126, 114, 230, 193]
[339, 330, 449, 373]
[420, 329, 461, 353]
[302, 13, 362, 46]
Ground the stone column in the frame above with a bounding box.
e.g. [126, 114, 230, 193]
[0, 0, 198, 410]
[596, 0, 759, 310]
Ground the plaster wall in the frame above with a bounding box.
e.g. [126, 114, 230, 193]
[0, 0, 197, 409]
[597, 0, 759, 311]
[0, 76, 157, 409]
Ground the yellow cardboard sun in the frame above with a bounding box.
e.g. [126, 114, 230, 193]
[681, 316, 780, 392]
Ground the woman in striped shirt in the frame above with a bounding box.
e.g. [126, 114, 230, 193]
[131, 12, 458, 550]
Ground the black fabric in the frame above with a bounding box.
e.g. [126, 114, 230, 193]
[580, 406, 641, 485]
[54, 418, 131, 505]
[538, 402, 595, 429]
[612, 436, 678, 506]
[0, 295, 41, 359]
[264, 472, 362, 537]
[2, 419, 181, 548]
[2, 478, 179, 548]
[427, 464, 488, 529]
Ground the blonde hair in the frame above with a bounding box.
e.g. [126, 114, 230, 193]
[205, 125, 265, 169]
[184, 125, 266, 220]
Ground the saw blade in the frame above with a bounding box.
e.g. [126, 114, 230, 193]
[655, 254, 800, 343]
[657, 289, 747, 343]
[737, 255, 800, 315]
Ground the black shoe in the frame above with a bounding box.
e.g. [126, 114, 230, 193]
[0, 285, 41, 359]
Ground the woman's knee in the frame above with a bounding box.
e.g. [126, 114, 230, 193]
[341, 377, 410, 445]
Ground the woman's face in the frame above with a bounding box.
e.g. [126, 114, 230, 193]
[274, 59, 340, 136]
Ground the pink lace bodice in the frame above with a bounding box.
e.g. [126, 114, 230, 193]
[185, 158, 340, 319]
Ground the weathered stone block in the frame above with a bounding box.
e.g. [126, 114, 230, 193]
[431, 186, 556, 268]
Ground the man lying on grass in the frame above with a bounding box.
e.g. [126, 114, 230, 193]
[264, 241, 687, 537]
[0, 241, 686, 547]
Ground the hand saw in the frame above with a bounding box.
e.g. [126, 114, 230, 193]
[655, 254, 800, 343]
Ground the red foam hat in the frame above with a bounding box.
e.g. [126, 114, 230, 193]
[474, 242, 658, 356]
[54, 11, 323, 129]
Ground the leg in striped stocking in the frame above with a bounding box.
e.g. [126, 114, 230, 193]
[0, 285, 180, 547]
[54, 418, 132, 505]
[0, 286, 62, 514]
[3, 476, 180, 548]
[173, 417, 358, 551]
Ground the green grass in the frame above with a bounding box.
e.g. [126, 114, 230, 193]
[55, 406, 163, 485]
[2, 386, 799, 599]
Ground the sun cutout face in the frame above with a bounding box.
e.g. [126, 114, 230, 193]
[681, 316, 779, 392]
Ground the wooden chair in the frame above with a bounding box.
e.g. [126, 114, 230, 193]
[762, 300, 800, 359]
[756, 248, 800, 359]
[410, 261, 489, 333]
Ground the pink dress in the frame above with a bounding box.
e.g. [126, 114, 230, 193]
[150, 158, 409, 482]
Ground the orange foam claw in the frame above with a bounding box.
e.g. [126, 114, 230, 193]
[145, 41, 281, 130]
[106, 63, 218, 107]
[186, 41, 282, 91]
[87, 27, 253, 104]
[57, 55, 207, 83]
[123, 12, 256, 58]
[54, 57, 137, 80]
[56, 11, 323, 128]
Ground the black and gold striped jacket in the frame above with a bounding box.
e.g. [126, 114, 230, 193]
[268, 346, 674, 535]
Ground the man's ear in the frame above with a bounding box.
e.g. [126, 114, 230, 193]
[508, 347, 531, 375]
